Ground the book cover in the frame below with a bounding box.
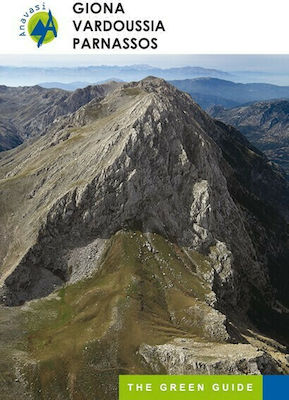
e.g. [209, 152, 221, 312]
[0, 1, 288, 399]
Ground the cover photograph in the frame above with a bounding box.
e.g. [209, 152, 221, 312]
[0, 1, 288, 399]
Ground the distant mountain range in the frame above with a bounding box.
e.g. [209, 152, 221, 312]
[39, 81, 94, 90]
[0, 65, 230, 87]
[210, 100, 289, 177]
[37, 77, 289, 111]
[170, 78, 289, 109]
[39, 79, 124, 91]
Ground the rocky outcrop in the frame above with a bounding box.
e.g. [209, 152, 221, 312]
[139, 339, 279, 375]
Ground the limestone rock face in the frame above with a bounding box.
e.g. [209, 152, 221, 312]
[1, 78, 288, 309]
[139, 339, 279, 375]
[0, 78, 289, 397]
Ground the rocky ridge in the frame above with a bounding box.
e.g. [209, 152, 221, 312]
[139, 338, 279, 375]
[0, 82, 120, 151]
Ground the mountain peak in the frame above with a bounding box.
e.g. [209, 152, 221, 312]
[1, 78, 288, 303]
[123, 76, 175, 94]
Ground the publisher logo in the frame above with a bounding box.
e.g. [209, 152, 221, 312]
[19, 4, 58, 48]
[28, 10, 58, 47]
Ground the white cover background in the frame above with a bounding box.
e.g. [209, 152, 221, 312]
[0, 0, 288, 54]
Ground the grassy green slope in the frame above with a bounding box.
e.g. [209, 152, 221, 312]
[0, 230, 215, 399]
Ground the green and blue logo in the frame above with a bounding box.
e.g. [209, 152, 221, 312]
[19, 3, 58, 48]
[28, 10, 58, 47]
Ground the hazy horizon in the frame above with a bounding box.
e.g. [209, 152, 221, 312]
[2, 55, 289, 86]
